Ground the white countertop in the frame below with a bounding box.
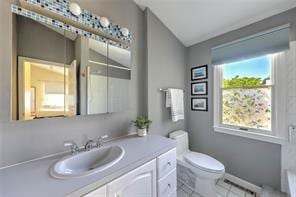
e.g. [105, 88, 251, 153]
[0, 135, 176, 197]
[287, 170, 296, 197]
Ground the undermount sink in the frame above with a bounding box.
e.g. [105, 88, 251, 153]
[50, 145, 125, 179]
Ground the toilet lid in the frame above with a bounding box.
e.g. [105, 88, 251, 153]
[184, 152, 225, 173]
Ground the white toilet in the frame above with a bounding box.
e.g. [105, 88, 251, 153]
[169, 130, 225, 197]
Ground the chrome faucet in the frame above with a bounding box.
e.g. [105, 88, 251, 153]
[64, 141, 80, 155]
[96, 135, 109, 148]
[64, 135, 109, 155]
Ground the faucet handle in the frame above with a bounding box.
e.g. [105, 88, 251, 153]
[64, 140, 77, 147]
[100, 135, 109, 140]
[96, 135, 109, 147]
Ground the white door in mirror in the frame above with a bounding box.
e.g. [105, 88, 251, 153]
[69, 3, 82, 17]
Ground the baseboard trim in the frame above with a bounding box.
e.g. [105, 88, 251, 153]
[224, 173, 262, 194]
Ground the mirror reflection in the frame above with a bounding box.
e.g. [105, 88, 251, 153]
[18, 57, 76, 120]
[108, 44, 131, 113]
[12, 14, 131, 121]
[83, 38, 108, 115]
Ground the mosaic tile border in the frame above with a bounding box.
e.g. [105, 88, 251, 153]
[11, 5, 130, 50]
[21, 0, 132, 43]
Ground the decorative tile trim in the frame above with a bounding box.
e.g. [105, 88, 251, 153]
[11, 5, 130, 50]
[21, 0, 132, 43]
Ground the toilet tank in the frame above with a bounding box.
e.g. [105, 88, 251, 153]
[169, 130, 189, 155]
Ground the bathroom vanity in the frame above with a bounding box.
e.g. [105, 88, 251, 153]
[84, 148, 176, 197]
[0, 135, 176, 197]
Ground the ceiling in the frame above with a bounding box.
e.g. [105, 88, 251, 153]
[134, 0, 296, 47]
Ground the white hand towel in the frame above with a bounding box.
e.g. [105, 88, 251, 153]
[166, 88, 184, 122]
[165, 91, 171, 108]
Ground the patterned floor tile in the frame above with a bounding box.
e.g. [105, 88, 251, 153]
[177, 178, 259, 197]
[178, 181, 184, 188]
[190, 192, 202, 197]
[245, 193, 256, 197]
[227, 192, 241, 197]
[216, 185, 229, 196]
[177, 188, 190, 197]
[217, 179, 232, 190]
[230, 186, 246, 196]
[181, 184, 194, 195]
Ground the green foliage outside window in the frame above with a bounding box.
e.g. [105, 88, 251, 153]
[222, 76, 271, 130]
[223, 75, 270, 88]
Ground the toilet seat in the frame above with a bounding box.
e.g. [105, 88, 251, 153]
[184, 152, 225, 174]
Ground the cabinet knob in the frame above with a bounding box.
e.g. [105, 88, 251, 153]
[167, 162, 171, 166]
[167, 184, 171, 188]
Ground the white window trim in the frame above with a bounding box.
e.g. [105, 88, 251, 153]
[213, 54, 287, 145]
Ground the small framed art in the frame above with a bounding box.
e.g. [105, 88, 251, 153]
[191, 97, 208, 111]
[191, 65, 208, 81]
[191, 82, 208, 96]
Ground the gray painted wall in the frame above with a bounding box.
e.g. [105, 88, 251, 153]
[187, 8, 296, 189]
[0, 0, 146, 167]
[145, 9, 186, 136]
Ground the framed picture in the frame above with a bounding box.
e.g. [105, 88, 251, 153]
[191, 82, 208, 95]
[191, 65, 208, 81]
[191, 97, 208, 111]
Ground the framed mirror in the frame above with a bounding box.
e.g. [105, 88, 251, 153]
[13, 15, 74, 120]
[12, 14, 131, 121]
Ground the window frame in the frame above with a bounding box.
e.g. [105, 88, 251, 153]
[213, 54, 287, 144]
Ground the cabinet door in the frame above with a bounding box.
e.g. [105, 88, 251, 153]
[83, 185, 107, 197]
[108, 159, 156, 197]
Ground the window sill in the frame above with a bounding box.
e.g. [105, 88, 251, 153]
[213, 126, 287, 145]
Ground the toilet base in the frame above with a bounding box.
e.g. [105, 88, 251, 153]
[195, 177, 217, 197]
[177, 163, 224, 197]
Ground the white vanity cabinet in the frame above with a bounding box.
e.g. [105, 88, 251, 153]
[83, 148, 176, 197]
[157, 148, 177, 197]
[84, 186, 107, 197]
[108, 159, 157, 197]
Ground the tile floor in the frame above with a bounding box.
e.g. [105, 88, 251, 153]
[177, 179, 256, 197]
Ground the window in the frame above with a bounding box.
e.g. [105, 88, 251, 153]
[212, 26, 289, 143]
[214, 53, 286, 143]
[222, 55, 272, 131]
[42, 82, 65, 111]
